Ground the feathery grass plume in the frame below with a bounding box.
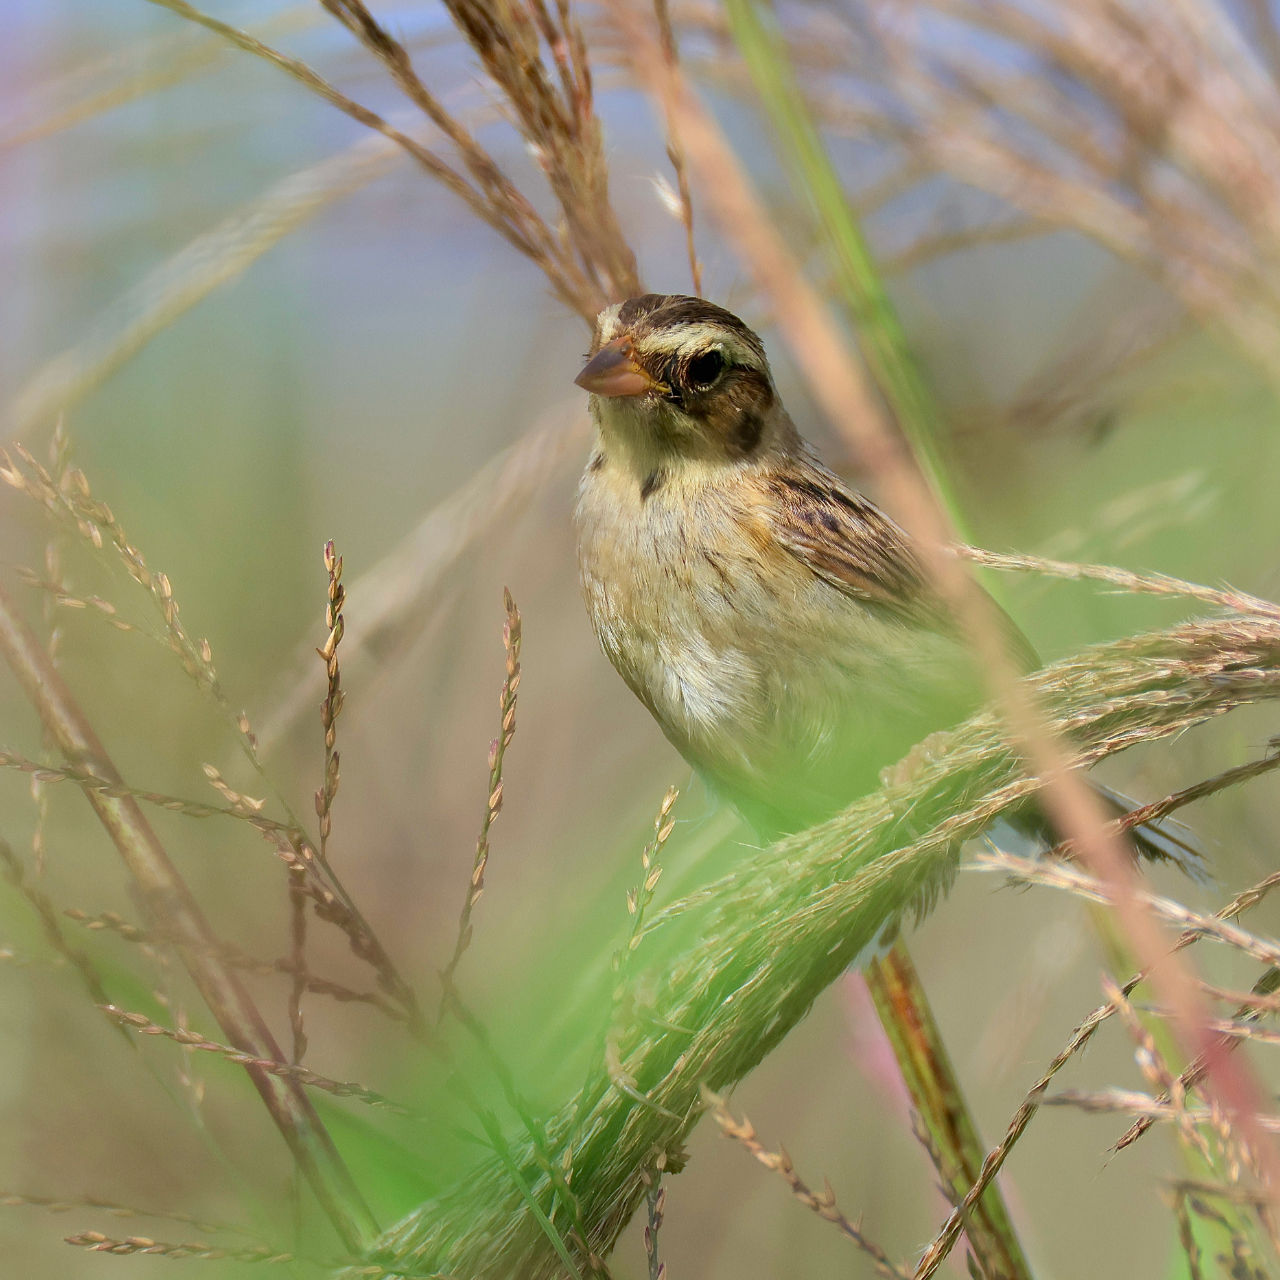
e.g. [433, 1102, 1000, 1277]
[616, 787, 679, 978]
[0, 443, 260, 761]
[1104, 974, 1215, 1166]
[63, 1231, 294, 1263]
[913, 860, 1280, 1278]
[0, 747, 310, 827]
[363, 605, 1280, 1278]
[102, 1006, 425, 1121]
[1202, 981, 1280, 1015]
[1017, 752, 1280, 869]
[317, 540, 347, 867]
[9, 566, 135, 635]
[62, 909, 403, 1021]
[3, 443, 432, 1041]
[439, 589, 521, 1008]
[1106, 991, 1278, 1275]
[296, 539, 349, 1065]
[147, 0, 639, 324]
[600, 790, 686, 1125]
[703, 1088, 909, 1280]
[324, 0, 638, 301]
[1039, 1088, 1280, 1132]
[971, 851, 1280, 968]
[1118, 968, 1280, 1154]
[956, 546, 1280, 619]
[0, 557, 376, 1249]
[258, 822, 427, 1039]
[0, 1192, 266, 1241]
[429, 595, 604, 1274]
[740, 0, 1280, 383]
[973, 850, 1280, 1261]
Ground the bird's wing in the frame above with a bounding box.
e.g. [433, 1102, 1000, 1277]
[761, 463, 1040, 673]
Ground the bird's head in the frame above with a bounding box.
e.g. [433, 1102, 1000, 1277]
[575, 294, 798, 474]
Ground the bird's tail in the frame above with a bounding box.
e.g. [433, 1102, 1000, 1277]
[1089, 779, 1207, 881]
[993, 779, 1206, 881]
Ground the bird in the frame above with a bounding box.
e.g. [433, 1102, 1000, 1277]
[572, 291, 1198, 865]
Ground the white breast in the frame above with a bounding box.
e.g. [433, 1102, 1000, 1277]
[576, 461, 758, 743]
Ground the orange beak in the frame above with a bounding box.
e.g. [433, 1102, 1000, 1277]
[574, 336, 657, 397]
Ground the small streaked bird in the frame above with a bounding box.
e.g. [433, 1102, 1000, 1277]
[573, 292, 1197, 863]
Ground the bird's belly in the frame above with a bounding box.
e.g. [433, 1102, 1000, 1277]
[576, 470, 979, 832]
[583, 513, 870, 771]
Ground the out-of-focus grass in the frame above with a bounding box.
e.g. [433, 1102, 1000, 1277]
[2, 3, 1280, 1278]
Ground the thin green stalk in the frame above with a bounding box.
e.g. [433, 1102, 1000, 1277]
[722, 0, 968, 538]
[476, 1107, 585, 1280]
[865, 941, 1034, 1280]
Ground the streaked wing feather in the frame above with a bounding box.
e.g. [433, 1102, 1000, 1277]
[763, 467, 942, 626]
[763, 463, 1039, 673]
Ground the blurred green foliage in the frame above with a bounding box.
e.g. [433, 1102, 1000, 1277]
[2, 2, 1280, 1278]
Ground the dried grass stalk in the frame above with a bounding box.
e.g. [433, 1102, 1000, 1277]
[63, 1232, 294, 1264]
[911, 861, 1280, 1279]
[103, 1006, 424, 1120]
[705, 1089, 908, 1279]
[148, 0, 639, 324]
[439, 590, 522, 1005]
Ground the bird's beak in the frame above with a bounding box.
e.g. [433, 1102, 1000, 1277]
[575, 336, 656, 397]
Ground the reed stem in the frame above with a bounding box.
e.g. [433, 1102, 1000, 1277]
[864, 941, 1033, 1280]
[722, 0, 967, 535]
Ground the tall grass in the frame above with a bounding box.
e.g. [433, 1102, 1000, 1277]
[4, 2, 1280, 1279]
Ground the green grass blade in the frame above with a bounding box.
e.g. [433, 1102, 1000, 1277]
[722, 0, 970, 541]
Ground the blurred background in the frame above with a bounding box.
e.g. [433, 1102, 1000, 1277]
[3, 0, 1280, 1276]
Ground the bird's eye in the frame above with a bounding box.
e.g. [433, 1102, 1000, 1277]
[685, 349, 725, 390]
